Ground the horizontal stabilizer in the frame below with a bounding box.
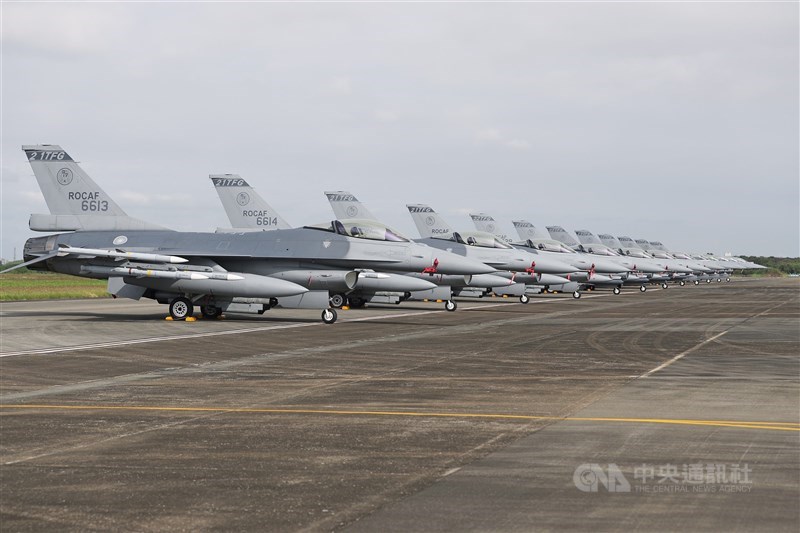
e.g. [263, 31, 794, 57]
[0, 251, 59, 274]
[29, 213, 165, 232]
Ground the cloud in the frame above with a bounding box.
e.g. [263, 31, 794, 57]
[475, 128, 502, 142]
[329, 76, 353, 95]
[507, 139, 530, 150]
[475, 129, 531, 150]
[374, 110, 399, 122]
[1, 3, 797, 257]
[118, 191, 194, 206]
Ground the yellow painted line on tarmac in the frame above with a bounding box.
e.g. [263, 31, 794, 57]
[1, 404, 797, 432]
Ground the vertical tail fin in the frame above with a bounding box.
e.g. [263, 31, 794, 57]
[210, 175, 291, 230]
[598, 234, 622, 249]
[23, 144, 164, 231]
[512, 220, 546, 241]
[649, 241, 669, 252]
[635, 239, 654, 251]
[546, 226, 580, 247]
[324, 191, 378, 221]
[574, 230, 603, 245]
[617, 236, 638, 248]
[406, 204, 453, 239]
[469, 213, 512, 242]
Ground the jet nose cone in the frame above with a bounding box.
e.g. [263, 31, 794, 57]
[262, 277, 310, 297]
[435, 251, 496, 275]
[532, 256, 581, 275]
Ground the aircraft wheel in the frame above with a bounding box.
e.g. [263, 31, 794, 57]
[572, 291, 581, 299]
[679, 281, 686, 286]
[717, 278, 722, 283]
[519, 294, 530, 304]
[445, 300, 457, 312]
[661, 282, 668, 289]
[694, 280, 700, 285]
[321, 308, 338, 324]
[613, 287, 621, 295]
[640, 285, 647, 292]
[200, 305, 221, 319]
[329, 293, 347, 309]
[706, 279, 712, 283]
[348, 297, 366, 309]
[169, 297, 193, 321]
[726, 278, 731, 282]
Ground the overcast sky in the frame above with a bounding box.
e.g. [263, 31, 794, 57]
[2, 1, 798, 261]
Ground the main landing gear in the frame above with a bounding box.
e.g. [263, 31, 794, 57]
[694, 280, 700, 285]
[661, 282, 669, 289]
[445, 300, 458, 312]
[572, 291, 581, 299]
[200, 305, 221, 319]
[640, 285, 647, 293]
[679, 280, 686, 287]
[519, 294, 530, 304]
[169, 297, 193, 320]
[329, 293, 347, 309]
[613, 287, 621, 295]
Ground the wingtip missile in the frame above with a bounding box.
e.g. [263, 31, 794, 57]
[57, 245, 188, 264]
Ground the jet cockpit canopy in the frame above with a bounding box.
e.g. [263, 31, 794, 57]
[524, 238, 576, 254]
[307, 219, 411, 242]
[621, 248, 653, 259]
[577, 243, 620, 256]
[454, 231, 512, 249]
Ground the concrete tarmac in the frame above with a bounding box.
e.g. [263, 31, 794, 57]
[0, 279, 797, 531]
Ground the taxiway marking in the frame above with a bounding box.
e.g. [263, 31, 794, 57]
[1, 404, 796, 432]
[0, 296, 598, 358]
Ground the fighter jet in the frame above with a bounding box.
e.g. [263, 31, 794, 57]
[470, 215, 633, 297]
[8, 145, 494, 323]
[611, 236, 696, 286]
[568, 229, 664, 290]
[402, 206, 582, 303]
[593, 234, 683, 287]
[323, 191, 524, 306]
[632, 239, 715, 285]
[209, 175, 447, 309]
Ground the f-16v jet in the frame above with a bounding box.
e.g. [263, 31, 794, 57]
[469, 215, 633, 298]
[403, 206, 580, 303]
[8, 145, 494, 323]
[209, 175, 446, 308]
[324, 191, 522, 307]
